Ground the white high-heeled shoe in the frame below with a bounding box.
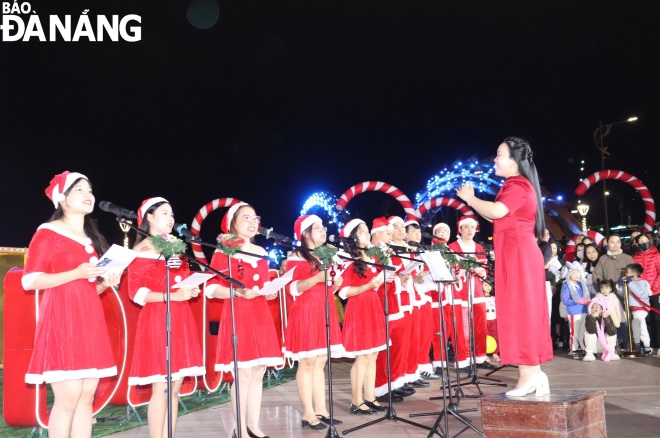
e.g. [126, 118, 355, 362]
[505, 371, 550, 397]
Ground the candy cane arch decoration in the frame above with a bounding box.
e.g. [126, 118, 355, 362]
[190, 197, 243, 265]
[564, 230, 605, 261]
[335, 181, 418, 221]
[416, 197, 479, 230]
[575, 170, 656, 232]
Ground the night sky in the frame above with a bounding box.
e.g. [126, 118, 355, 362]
[2, 1, 659, 258]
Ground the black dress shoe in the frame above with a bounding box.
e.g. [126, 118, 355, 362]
[316, 414, 343, 425]
[375, 393, 404, 403]
[246, 427, 270, 438]
[302, 419, 327, 430]
[456, 367, 471, 376]
[349, 402, 376, 415]
[363, 400, 387, 411]
[410, 379, 430, 387]
[393, 387, 416, 397]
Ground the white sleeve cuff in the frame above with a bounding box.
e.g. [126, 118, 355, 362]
[204, 283, 219, 299]
[21, 272, 42, 290]
[133, 287, 151, 306]
[289, 280, 302, 297]
[338, 285, 350, 300]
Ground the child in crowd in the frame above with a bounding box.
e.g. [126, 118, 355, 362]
[618, 263, 652, 355]
[482, 278, 499, 361]
[561, 261, 590, 359]
[583, 296, 620, 361]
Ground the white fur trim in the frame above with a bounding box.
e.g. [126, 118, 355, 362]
[133, 287, 151, 306]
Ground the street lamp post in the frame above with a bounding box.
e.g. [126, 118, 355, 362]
[577, 204, 589, 232]
[594, 116, 638, 234]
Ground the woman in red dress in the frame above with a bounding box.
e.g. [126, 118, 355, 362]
[337, 219, 387, 414]
[457, 136, 553, 397]
[205, 202, 284, 438]
[22, 171, 121, 437]
[283, 214, 345, 429]
[127, 197, 205, 438]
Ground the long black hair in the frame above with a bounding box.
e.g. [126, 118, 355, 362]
[134, 199, 170, 245]
[503, 136, 546, 239]
[48, 176, 110, 255]
[345, 223, 367, 278]
[294, 225, 322, 272]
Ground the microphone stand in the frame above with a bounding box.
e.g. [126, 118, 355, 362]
[177, 235, 262, 438]
[267, 239, 341, 438]
[338, 254, 432, 436]
[407, 248, 482, 438]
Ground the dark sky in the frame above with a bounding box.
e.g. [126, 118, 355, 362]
[2, 1, 659, 256]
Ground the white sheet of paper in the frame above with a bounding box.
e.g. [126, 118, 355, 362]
[96, 244, 138, 279]
[172, 272, 216, 289]
[258, 266, 296, 296]
[420, 251, 454, 282]
[402, 259, 424, 275]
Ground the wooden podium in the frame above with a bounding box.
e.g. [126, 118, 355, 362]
[480, 390, 607, 437]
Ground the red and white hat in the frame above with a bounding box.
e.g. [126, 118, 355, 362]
[457, 215, 478, 229]
[387, 216, 404, 226]
[221, 201, 249, 233]
[403, 218, 419, 228]
[340, 218, 365, 238]
[137, 197, 169, 227]
[45, 171, 87, 208]
[294, 214, 322, 246]
[433, 222, 450, 235]
[371, 216, 391, 235]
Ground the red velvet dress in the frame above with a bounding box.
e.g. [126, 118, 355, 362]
[338, 261, 387, 357]
[282, 255, 345, 360]
[127, 253, 205, 385]
[22, 224, 117, 384]
[494, 175, 554, 365]
[208, 252, 284, 372]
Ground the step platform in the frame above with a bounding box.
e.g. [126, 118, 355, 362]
[480, 389, 607, 437]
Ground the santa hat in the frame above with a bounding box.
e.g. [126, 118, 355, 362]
[293, 214, 322, 246]
[388, 216, 404, 226]
[340, 218, 365, 238]
[404, 218, 420, 228]
[371, 216, 391, 235]
[45, 171, 87, 208]
[457, 215, 478, 229]
[137, 197, 168, 227]
[433, 222, 450, 235]
[221, 201, 248, 233]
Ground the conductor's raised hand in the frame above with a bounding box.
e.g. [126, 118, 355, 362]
[456, 182, 475, 204]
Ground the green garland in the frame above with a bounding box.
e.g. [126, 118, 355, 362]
[365, 244, 393, 266]
[150, 233, 187, 258]
[216, 233, 244, 257]
[313, 244, 338, 269]
[430, 243, 481, 270]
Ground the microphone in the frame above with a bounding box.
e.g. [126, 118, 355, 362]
[328, 235, 356, 244]
[422, 232, 434, 240]
[174, 223, 200, 242]
[99, 201, 138, 220]
[258, 226, 291, 242]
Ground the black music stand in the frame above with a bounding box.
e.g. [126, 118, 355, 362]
[408, 249, 482, 438]
[268, 238, 342, 438]
[452, 268, 507, 398]
[339, 253, 432, 436]
[175, 229, 261, 438]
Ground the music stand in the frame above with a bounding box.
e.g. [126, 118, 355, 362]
[451, 268, 507, 398]
[409, 250, 483, 438]
[339, 254, 432, 436]
[177, 233, 263, 438]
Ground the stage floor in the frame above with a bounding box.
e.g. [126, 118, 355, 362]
[108, 351, 660, 438]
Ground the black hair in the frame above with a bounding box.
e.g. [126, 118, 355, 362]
[134, 200, 170, 245]
[626, 263, 643, 276]
[503, 136, 546, 239]
[597, 278, 615, 291]
[345, 222, 367, 278]
[294, 223, 322, 272]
